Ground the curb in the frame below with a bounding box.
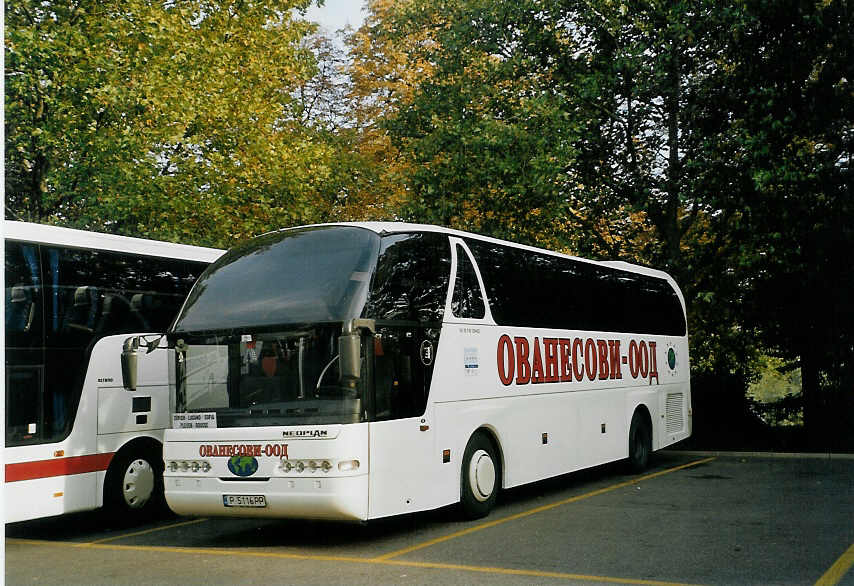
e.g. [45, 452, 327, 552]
[663, 449, 854, 460]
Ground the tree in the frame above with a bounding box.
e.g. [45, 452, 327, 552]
[350, 0, 758, 372]
[351, 0, 605, 250]
[706, 0, 854, 443]
[5, 0, 350, 246]
[348, 0, 754, 261]
[338, 0, 438, 221]
[349, 0, 852, 446]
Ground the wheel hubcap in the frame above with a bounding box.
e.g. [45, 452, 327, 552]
[122, 458, 155, 509]
[468, 449, 496, 502]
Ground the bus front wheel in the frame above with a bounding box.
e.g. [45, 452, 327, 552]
[104, 445, 165, 525]
[460, 432, 499, 519]
[628, 411, 652, 473]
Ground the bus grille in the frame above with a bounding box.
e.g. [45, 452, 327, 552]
[666, 393, 684, 434]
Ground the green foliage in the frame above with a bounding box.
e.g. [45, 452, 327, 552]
[352, 0, 754, 267]
[350, 0, 765, 381]
[700, 0, 854, 434]
[748, 356, 802, 404]
[350, 0, 853, 442]
[364, 0, 628, 251]
[6, 0, 853, 442]
[5, 0, 352, 246]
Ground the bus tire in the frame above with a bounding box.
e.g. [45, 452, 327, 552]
[460, 432, 499, 519]
[627, 410, 652, 473]
[103, 444, 165, 525]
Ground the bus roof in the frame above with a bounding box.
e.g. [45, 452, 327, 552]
[259, 221, 677, 283]
[3, 220, 224, 263]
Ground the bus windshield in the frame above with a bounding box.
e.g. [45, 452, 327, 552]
[173, 226, 380, 333]
[171, 326, 365, 427]
[168, 228, 453, 427]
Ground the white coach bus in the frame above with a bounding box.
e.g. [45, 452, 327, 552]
[137, 223, 690, 521]
[4, 221, 223, 523]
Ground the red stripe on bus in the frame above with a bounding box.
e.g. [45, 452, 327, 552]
[5, 453, 115, 482]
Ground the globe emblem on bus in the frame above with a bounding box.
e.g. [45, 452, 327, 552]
[667, 347, 677, 370]
[228, 456, 259, 477]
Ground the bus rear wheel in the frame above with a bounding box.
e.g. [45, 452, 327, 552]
[628, 411, 652, 473]
[104, 445, 165, 525]
[460, 432, 499, 519]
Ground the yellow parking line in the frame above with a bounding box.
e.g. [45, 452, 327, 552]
[379, 559, 700, 586]
[7, 538, 699, 585]
[80, 517, 209, 545]
[375, 456, 717, 561]
[6, 539, 370, 563]
[815, 543, 854, 586]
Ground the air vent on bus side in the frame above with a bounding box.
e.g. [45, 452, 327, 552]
[666, 393, 684, 434]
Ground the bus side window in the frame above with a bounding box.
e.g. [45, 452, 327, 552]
[63, 286, 100, 334]
[7, 284, 36, 334]
[451, 244, 485, 320]
[96, 294, 135, 335]
[130, 293, 154, 330]
[364, 233, 451, 324]
[373, 327, 430, 421]
[4, 242, 42, 345]
[5, 241, 45, 446]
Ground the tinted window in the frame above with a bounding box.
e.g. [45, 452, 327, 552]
[466, 238, 685, 335]
[5, 242, 45, 446]
[373, 326, 437, 420]
[175, 227, 380, 333]
[5, 242, 42, 347]
[633, 274, 686, 336]
[363, 233, 451, 324]
[466, 239, 588, 329]
[5, 242, 208, 447]
[5, 366, 44, 446]
[451, 244, 485, 319]
[43, 246, 208, 346]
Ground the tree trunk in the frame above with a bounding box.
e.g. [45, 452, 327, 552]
[800, 342, 824, 450]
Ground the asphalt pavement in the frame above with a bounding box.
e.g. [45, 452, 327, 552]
[6, 452, 854, 585]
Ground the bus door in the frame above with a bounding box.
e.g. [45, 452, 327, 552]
[368, 325, 439, 518]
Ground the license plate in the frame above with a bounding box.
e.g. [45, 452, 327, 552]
[222, 494, 267, 508]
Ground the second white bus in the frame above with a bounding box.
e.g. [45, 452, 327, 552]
[4, 221, 223, 523]
[141, 223, 691, 520]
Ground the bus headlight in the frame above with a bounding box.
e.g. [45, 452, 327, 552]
[278, 459, 334, 474]
[338, 459, 360, 472]
[167, 460, 210, 474]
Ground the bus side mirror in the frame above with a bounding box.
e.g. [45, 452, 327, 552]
[338, 319, 375, 385]
[122, 336, 140, 391]
[338, 333, 361, 383]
